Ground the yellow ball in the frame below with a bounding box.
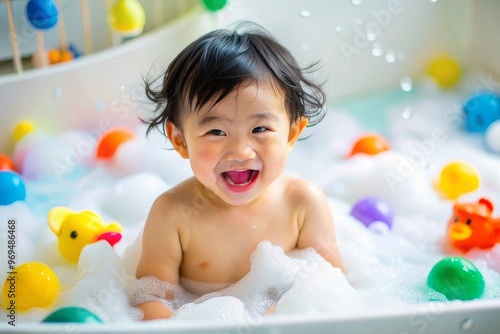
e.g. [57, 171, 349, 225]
[12, 120, 35, 143]
[109, 0, 145, 33]
[427, 56, 461, 89]
[3, 262, 60, 312]
[437, 161, 480, 200]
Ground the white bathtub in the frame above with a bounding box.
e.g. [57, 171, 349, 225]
[1, 1, 500, 333]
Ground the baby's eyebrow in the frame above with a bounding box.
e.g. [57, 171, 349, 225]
[250, 112, 279, 122]
[197, 115, 228, 127]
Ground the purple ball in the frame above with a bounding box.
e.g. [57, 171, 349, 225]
[350, 197, 394, 229]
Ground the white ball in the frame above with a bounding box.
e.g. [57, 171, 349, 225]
[99, 173, 169, 225]
[58, 130, 96, 167]
[484, 120, 500, 154]
[22, 136, 81, 181]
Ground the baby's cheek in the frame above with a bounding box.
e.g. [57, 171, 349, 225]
[191, 147, 220, 178]
[198, 147, 217, 164]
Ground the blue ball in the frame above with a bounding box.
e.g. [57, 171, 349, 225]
[0, 171, 26, 206]
[463, 93, 500, 133]
[26, 0, 59, 30]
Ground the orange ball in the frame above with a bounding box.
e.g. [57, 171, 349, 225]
[0, 154, 16, 171]
[95, 128, 135, 159]
[349, 133, 390, 157]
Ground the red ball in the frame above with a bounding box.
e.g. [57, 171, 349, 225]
[95, 128, 135, 159]
[0, 154, 16, 171]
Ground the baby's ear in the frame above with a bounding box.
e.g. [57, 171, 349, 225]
[166, 121, 189, 159]
[287, 117, 309, 151]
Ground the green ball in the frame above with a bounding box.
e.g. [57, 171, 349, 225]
[427, 257, 485, 301]
[42, 306, 103, 324]
[201, 0, 227, 12]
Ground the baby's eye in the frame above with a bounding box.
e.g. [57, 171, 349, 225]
[252, 126, 269, 133]
[207, 129, 226, 136]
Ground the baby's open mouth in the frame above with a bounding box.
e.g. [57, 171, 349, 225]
[221, 170, 259, 186]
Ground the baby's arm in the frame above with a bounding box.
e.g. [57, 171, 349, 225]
[296, 181, 344, 270]
[135, 195, 183, 320]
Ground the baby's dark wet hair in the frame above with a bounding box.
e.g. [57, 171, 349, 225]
[142, 23, 326, 135]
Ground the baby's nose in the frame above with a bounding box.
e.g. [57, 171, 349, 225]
[225, 138, 256, 162]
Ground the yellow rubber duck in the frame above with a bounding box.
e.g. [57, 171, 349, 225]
[48, 207, 122, 263]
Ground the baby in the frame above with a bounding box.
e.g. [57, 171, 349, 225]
[134, 23, 343, 320]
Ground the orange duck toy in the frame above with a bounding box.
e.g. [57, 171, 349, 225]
[447, 198, 500, 252]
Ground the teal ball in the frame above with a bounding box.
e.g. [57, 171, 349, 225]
[42, 306, 103, 324]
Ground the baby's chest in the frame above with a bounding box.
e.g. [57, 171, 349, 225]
[179, 213, 300, 283]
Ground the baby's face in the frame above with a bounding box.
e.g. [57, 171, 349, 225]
[179, 82, 294, 206]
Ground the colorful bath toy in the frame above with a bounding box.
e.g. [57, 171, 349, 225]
[350, 197, 394, 230]
[463, 93, 500, 133]
[0, 171, 26, 206]
[48, 49, 73, 64]
[48, 207, 123, 263]
[201, 0, 228, 11]
[427, 257, 484, 301]
[12, 120, 36, 143]
[3, 262, 60, 311]
[42, 306, 103, 323]
[96, 127, 135, 159]
[26, 0, 59, 67]
[0, 154, 16, 171]
[26, 0, 59, 30]
[68, 43, 83, 58]
[447, 198, 500, 252]
[436, 160, 480, 200]
[426, 56, 461, 89]
[349, 133, 390, 157]
[484, 120, 500, 154]
[109, 0, 146, 37]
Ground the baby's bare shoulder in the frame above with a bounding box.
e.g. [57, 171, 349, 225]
[147, 177, 198, 224]
[282, 174, 326, 204]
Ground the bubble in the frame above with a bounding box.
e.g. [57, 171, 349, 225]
[429, 0, 438, 3]
[366, 31, 377, 41]
[402, 107, 413, 119]
[93, 101, 105, 112]
[354, 18, 363, 25]
[351, 0, 363, 5]
[371, 43, 383, 57]
[385, 49, 396, 63]
[400, 77, 413, 92]
[334, 23, 343, 33]
[54, 88, 62, 98]
[299, 10, 311, 18]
